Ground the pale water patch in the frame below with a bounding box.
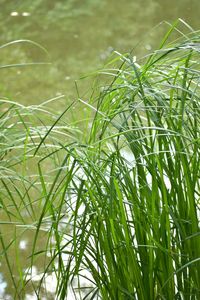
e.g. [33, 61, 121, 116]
[19, 239, 28, 250]
[24, 264, 94, 300]
[0, 273, 7, 297]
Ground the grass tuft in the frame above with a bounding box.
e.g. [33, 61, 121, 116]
[0, 21, 200, 299]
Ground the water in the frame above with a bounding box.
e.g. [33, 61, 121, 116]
[0, 0, 199, 105]
[0, 0, 200, 298]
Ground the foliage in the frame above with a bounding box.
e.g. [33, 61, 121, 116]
[0, 21, 200, 299]
[53, 22, 200, 299]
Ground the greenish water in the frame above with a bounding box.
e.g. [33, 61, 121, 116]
[0, 0, 200, 106]
[0, 0, 200, 298]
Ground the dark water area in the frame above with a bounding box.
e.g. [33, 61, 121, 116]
[0, 0, 200, 298]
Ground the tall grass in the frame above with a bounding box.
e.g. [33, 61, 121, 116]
[0, 43, 77, 296]
[49, 23, 199, 299]
[1, 22, 200, 299]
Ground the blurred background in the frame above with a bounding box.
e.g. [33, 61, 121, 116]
[0, 0, 200, 105]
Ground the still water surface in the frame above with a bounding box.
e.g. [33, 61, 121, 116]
[0, 0, 200, 105]
[0, 0, 200, 298]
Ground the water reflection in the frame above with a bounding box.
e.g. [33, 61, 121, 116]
[19, 240, 28, 250]
[10, 12, 31, 17]
[0, 273, 7, 297]
[10, 12, 19, 17]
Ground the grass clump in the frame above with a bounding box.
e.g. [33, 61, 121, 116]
[51, 23, 200, 299]
[1, 22, 200, 299]
[0, 96, 77, 298]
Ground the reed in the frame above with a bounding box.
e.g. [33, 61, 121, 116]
[53, 22, 200, 299]
[1, 22, 200, 299]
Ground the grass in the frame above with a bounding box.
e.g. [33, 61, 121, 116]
[0, 21, 200, 299]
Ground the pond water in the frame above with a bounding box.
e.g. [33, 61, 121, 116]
[0, 0, 200, 298]
[0, 0, 200, 106]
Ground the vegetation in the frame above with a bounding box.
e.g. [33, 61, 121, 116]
[0, 21, 200, 299]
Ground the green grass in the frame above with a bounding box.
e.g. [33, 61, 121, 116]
[0, 21, 200, 299]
